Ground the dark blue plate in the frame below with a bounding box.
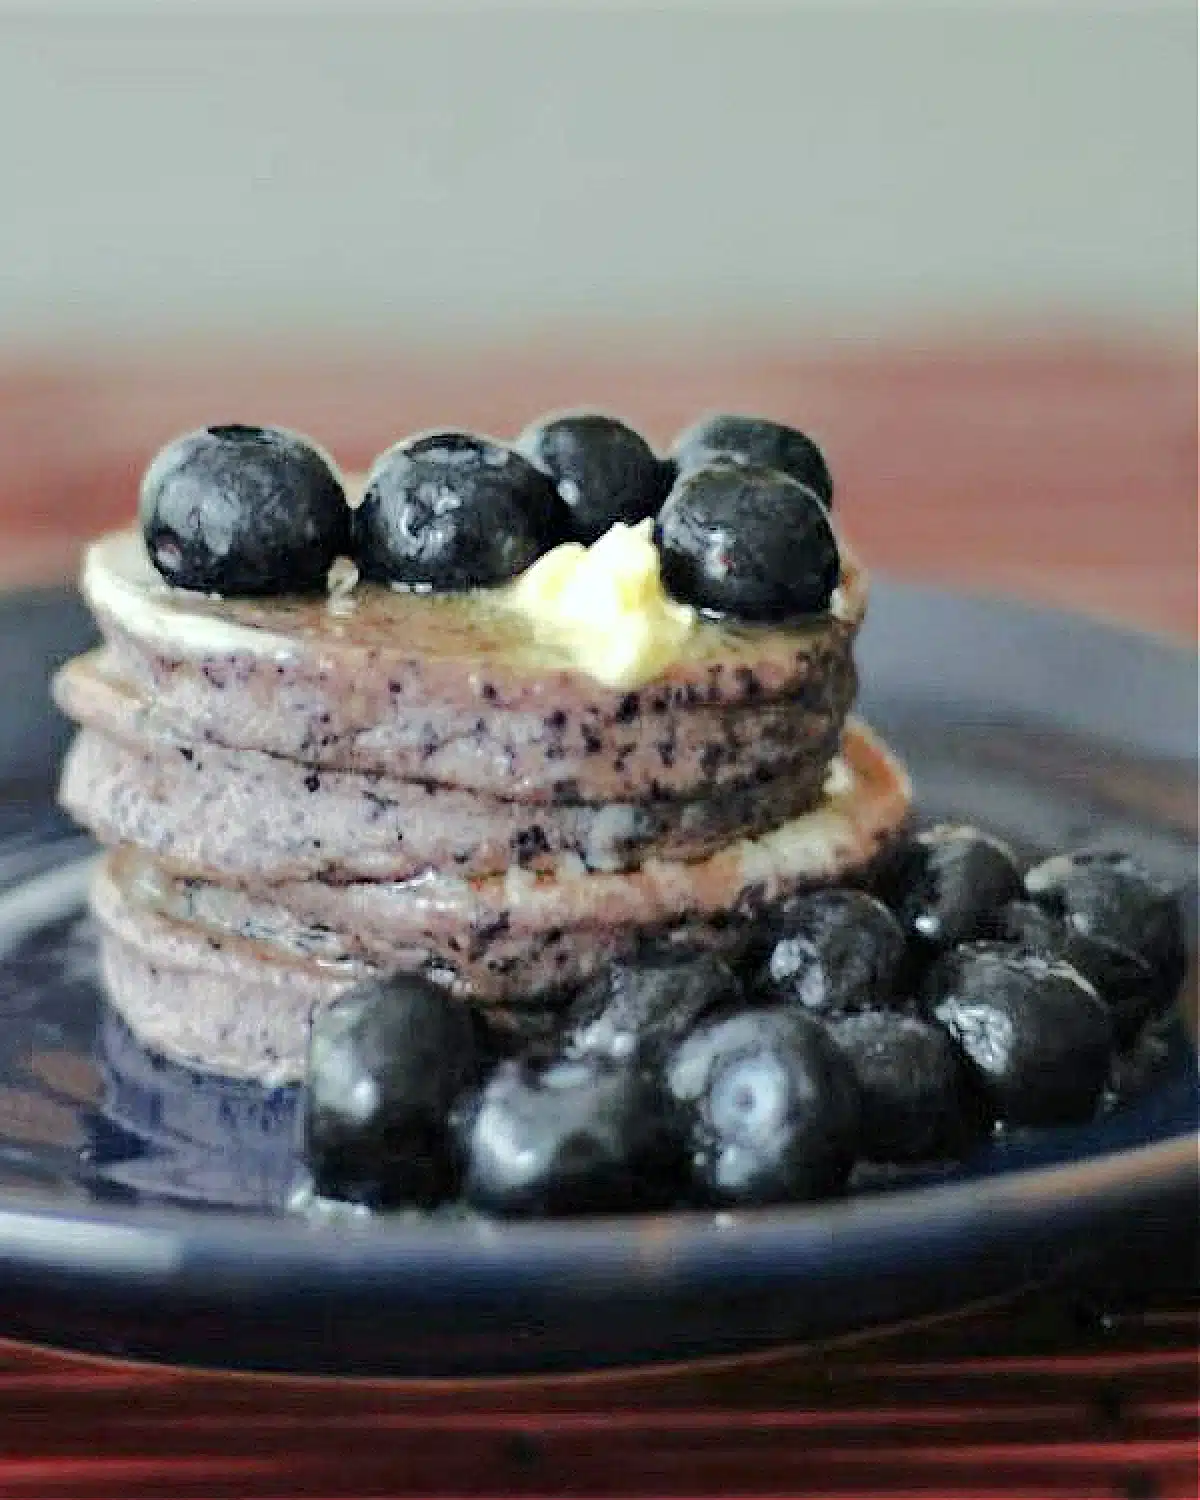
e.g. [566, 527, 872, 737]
[0, 582, 1195, 1379]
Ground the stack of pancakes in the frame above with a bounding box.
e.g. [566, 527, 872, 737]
[54, 529, 909, 1081]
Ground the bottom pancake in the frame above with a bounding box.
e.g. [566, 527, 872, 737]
[91, 722, 911, 1081]
[93, 869, 369, 1083]
[92, 877, 565, 1084]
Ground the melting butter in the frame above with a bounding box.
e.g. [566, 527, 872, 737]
[505, 520, 697, 689]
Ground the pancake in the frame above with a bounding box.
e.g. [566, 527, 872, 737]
[91, 722, 911, 1079]
[78, 530, 861, 801]
[57, 658, 834, 880]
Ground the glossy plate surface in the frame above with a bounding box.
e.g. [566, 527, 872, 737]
[0, 582, 1195, 1378]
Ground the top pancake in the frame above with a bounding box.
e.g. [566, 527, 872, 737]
[76, 530, 867, 802]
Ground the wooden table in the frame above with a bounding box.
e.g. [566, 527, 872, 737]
[0, 339, 1195, 1499]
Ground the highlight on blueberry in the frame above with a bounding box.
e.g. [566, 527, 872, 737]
[759, 888, 906, 1017]
[462, 1052, 680, 1217]
[671, 414, 834, 509]
[656, 461, 840, 621]
[664, 1007, 861, 1206]
[924, 942, 1114, 1128]
[827, 1010, 989, 1162]
[565, 947, 743, 1069]
[304, 972, 482, 1209]
[997, 898, 1159, 1044]
[875, 824, 1023, 962]
[1023, 849, 1187, 1021]
[139, 424, 349, 595]
[516, 411, 669, 544]
[353, 430, 568, 590]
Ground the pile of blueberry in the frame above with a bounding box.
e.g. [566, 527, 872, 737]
[301, 831, 1188, 1218]
[139, 413, 840, 621]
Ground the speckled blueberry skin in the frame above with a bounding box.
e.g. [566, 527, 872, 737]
[139, 425, 349, 596]
[462, 1053, 681, 1217]
[997, 899, 1160, 1044]
[671, 414, 834, 509]
[925, 943, 1115, 1128]
[516, 412, 669, 544]
[665, 1006, 861, 1207]
[758, 888, 907, 1016]
[656, 462, 840, 621]
[565, 948, 744, 1068]
[827, 1010, 989, 1162]
[354, 431, 569, 589]
[305, 972, 483, 1208]
[874, 824, 1023, 962]
[1023, 850, 1187, 1017]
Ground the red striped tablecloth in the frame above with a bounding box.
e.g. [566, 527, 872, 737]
[1, 1281, 1196, 1498]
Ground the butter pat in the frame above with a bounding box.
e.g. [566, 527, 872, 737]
[506, 520, 697, 689]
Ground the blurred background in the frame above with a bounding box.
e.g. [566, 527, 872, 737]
[0, 1, 1195, 632]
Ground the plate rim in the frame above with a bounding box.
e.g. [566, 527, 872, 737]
[0, 1101, 1193, 1275]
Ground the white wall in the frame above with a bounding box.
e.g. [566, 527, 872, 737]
[0, 4, 1194, 348]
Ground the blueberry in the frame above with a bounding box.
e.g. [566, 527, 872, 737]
[354, 431, 568, 590]
[516, 412, 669, 544]
[875, 824, 1022, 961]
[665, 1007, 860, 1206]
[565, 948, 743, 1069]
[759, 888, 906, 1017]
[1024, 850, 1187, 1019]
[827, 1011, 989, 1161]
[924, 943, 1114, 1127]
[139, 424, 348, 595]
[304, 973, 482, 1208]
[998, 898, 1159, 1044]
[1106, 1018, 1182, 1108]
[656, 462, 840, 621]
[998, 897, 1083, 955]
[462, 1053, 680, 1217]
[671, 414, 834, 509]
